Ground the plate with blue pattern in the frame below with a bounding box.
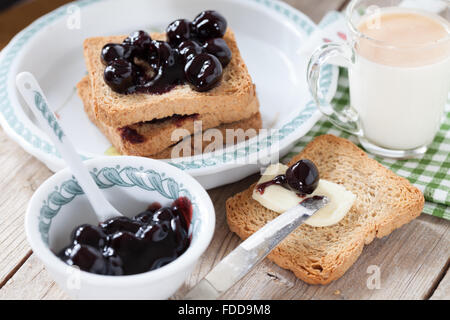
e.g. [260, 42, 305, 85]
[0, 0, 338, 189]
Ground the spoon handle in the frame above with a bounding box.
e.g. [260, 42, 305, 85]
[16, 72, 121, 222]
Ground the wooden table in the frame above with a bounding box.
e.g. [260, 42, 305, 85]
[0, 0, 448, 300]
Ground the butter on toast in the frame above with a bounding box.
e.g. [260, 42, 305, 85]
[77, 77, 261, 158]
[83, 29, 257, 128]
[226, 135, 424, 285]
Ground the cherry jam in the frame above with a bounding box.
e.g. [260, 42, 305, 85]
[256, 160, 320, 196]
[101, 10, 231, 94]
[58, 197, 192, 276]
[118, 126, 146, 144]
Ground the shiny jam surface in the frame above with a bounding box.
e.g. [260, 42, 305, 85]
[256, 160, 320, 196]
[101, 11, 231, 94]
[58, 197, 192, 276]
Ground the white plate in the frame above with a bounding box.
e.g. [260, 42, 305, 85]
[0, 0, 337, 189]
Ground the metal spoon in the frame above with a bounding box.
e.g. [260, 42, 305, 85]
[16, 72, 122, 222]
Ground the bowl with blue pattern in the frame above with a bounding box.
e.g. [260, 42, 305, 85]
[25, 156, 215, 299]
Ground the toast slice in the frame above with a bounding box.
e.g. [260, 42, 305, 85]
[83, 29, 257, 128]
[151, 114, 261, 159]
[226, 135, 424, 285]
[77, 76, 260, 156]
[77, 77, 261, 158]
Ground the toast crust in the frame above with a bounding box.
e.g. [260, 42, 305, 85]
[151, 114, 262, 159]
[84, 29, 257, 128]
[226, 135, 424, 285]
[77, 76, 260, 156]
[77, 77, 262, 158]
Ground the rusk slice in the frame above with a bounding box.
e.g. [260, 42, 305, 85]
[83, 29, 257, 128]
[77, 77, 261, 158]
[152, 115, 262, 159]
[226, 135, 424, 285]
[77, 76, 259, 156]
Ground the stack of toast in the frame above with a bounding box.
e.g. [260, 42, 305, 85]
[77, 29, 261, 159]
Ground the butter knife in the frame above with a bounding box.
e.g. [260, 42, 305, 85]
[184, 195, 329, 300]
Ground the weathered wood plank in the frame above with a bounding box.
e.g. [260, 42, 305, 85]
[0, 129, 52, 287]
[430, 259, 450, 300]
[0, 255, 69, 300]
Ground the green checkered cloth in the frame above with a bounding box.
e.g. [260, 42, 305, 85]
[283, 68, 450, 220]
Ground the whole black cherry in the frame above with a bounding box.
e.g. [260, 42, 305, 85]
[72, 225, 107, 249]
[193, 10, 227, 39]
[123, 30, 152, 50]
[184, 53, 223, 92]
[203, 38, 232, 67]
[60, 244, 108, 275]
[101, 43, 125, 65]
[285, 159, 319, 195]
[167, 19, 194, 45]
[103, 59, 137, 93]
[178, 40, 205, 63]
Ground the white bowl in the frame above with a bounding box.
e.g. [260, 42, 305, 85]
[25, 156, 215, 300]
[0, 0, 338, 189]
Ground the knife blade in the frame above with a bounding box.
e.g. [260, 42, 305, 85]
[184, 195, 329, 300]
